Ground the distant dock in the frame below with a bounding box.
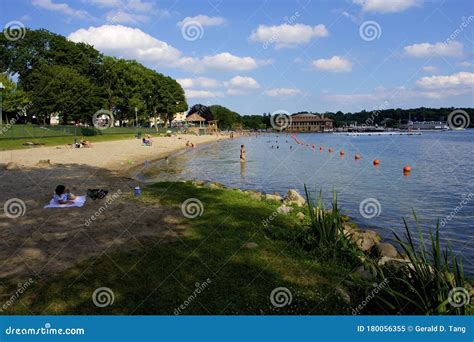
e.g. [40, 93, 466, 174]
[333, 132, 423, 136]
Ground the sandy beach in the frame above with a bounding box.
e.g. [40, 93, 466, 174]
[0, 134, 226, 171]
[0, 134, 227, 282]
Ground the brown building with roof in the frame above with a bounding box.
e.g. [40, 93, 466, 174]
[287, 113, 333, 132]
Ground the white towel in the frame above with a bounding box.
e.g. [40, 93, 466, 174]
[44, 195, 86, 209]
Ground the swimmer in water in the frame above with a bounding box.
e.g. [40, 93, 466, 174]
[240, 144, 246, 162]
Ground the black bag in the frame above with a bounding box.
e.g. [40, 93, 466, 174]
[87, 189, 109, 200]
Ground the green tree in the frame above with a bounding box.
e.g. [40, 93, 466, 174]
[0, 73, 30, 123]
[209, 105, 241, 129]
[28, 64, 101, 125]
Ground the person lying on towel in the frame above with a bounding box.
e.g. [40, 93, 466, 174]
[54, 185, 76, 204]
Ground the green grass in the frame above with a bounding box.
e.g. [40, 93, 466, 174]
[0, 125, 174, 151]
[1, 182, 356, 315]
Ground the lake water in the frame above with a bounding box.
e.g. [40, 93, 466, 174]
[134, 131, 474, 274]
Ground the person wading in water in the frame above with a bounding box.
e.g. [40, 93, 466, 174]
[240, 144, 246, 162]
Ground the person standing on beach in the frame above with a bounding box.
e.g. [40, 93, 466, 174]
[240, 145, 246, 162]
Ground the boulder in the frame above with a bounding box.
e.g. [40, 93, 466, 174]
[296, 212, 306, 221]
[245, 190, 262, 201]
[342, 223, 355, 237]
[374, 243, 398, 258]
[208, 182, 225, 189]
[243, 242, 258, 249]
[277, 204, 293, 215]
[284, 189, 306, 207]
[265, 194, 282, 202]
[350, 229, 380, 252]
[192, 180, 206, 187]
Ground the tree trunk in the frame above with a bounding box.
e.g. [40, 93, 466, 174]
[154, 109, 158, 132]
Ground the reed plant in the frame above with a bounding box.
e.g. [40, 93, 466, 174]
[374, 211, 472, 315]
[291, 185, 359, 263]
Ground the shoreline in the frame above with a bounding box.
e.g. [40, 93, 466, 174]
[0, 133, 230, 174]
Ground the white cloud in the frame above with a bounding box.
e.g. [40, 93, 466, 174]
[325, 72, 473, 104]
[89, 0, 170, 19]
[323, 86, 470, 103]
[126, 0, 153, 12]
[178, 77, 220, 89]
[32, 0, 89, 18]
[177, 15, 226, 27]
[416, 71, 474, 89]
[200, 53, 270, 72]
[264, 88, 302, 97]
[353, 0, 421, 13]
[224, 76, 260, 89]
[422, 66, 437, 73]
[106, 10, 149, 24]
[404, 41, 463, 58]
[249, 23, 329, 49]
[458, 61, 473, 67]
[68, 25, 269, 73]
[87, 0, 123, 7]
[312, 56, 352, 72]
[185, 89, 224, 99]
[68, 25, 182, 63]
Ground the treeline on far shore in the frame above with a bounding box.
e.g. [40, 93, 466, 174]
[205, 107, 474, 130]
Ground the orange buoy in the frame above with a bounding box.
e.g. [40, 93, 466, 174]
[403, 166, 411, 172]
[355, 154, 361, 160]
[373, 159, 380, 165]
[319, 147, 323, 152]
[328, 148, 334, 153]
[339, 150, 345, 156]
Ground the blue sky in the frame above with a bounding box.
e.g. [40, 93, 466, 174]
[1, 0, 473, 115]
